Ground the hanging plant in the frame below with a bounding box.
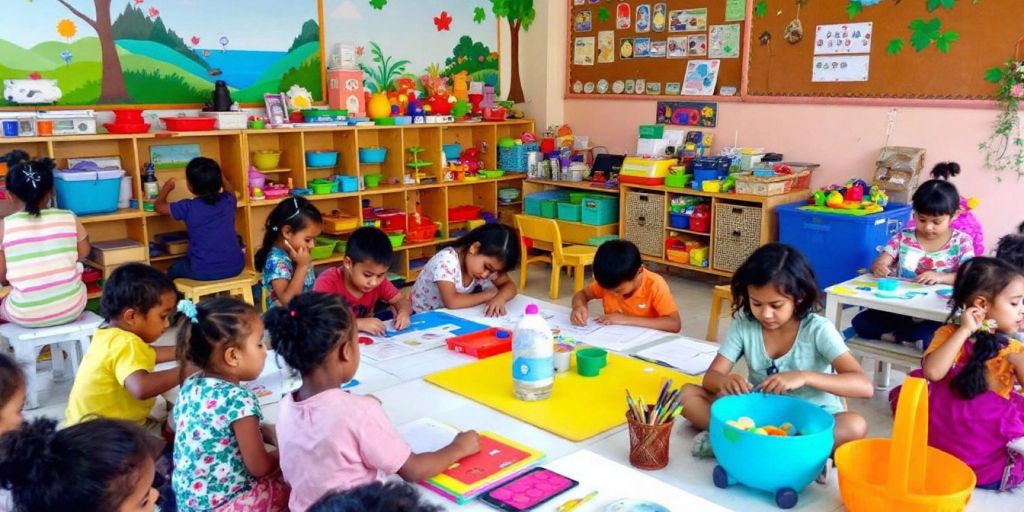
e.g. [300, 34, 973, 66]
[979, 41, 1024, 180]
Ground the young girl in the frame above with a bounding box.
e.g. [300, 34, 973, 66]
[0, 417, 161, 512]
[680, 243, 873, 457]
[156, 157, 244, 281]
[410, 223, 519, 316]
[265, 292, 480, 511]
[0, 150, 89, 328]
[172, 297, 288, 511]
[0, 353, 24, 435]
[922, 257, 1024, 491]
[906, 162, 984, 256]
[854, 178, 975, 348]
[255, 196, 322, 310]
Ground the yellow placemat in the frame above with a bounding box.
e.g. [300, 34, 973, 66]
[425, 351, 701, 442]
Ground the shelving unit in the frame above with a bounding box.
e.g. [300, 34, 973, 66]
[521, 179, 621, 245]
[0, 120, 532, 283]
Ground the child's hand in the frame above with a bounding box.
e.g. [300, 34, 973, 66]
[757, 371, 807, 395]
[357, 317, 387, 336]
[284, 239, 312, 268]
[959, 306, 985, 334]
[871, 260, 891, 277]
[452, 430, 481, 456]
[163, 177, 176, 192]
[261, 423, 278, 447]
[719, 374, 753, 395]
[484, 296, 507, 317]
[914, 271, 943, 285]
[570, 306, 589, 326]
[597, 313, 627, 325]
[393, 311, 411, 331]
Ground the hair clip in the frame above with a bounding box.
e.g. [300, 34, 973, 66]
[22, 169, 40, 189]
[977, 318, 998, 334]
[289, 309, 297, 318]
[177, 299, 199, 324]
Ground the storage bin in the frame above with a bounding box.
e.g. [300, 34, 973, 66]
[524, 190, 570, 216]
[666, 248, 690, 264]
[322, 212, 359, 233]
[623, 191, 665, 257]
[588, 234, 619, 246]
[713, 203, 763, 273]
[498, 142, 540, 172]
[334, 175, 358, 193]
[569, 192, 588, 205]
[620, 157, 675, 185]
[155, 231, 189, 255]
[376, 210, 407, 232]
[557, 202, 581, 222]
[734, 171, 807, 196]
[580, 195, 619, 225]
[539, 199, 559, 219]
[90, 239, 146, 266]
[777, 202, 912, 289]
[669, 212, 690, 230]
[306, 151, 339, 168]
[448, 205, 482, 222]
[54, 169, 125, 215]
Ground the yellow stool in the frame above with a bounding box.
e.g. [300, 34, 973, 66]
[174, 270, 260, 307]
[705, 284, 733, 342]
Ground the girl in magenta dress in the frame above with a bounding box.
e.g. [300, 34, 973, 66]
[922, 257, 1024, 491]
[907, 162, 984, 256]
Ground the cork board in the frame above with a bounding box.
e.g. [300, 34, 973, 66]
[567, 1, 747, 99]
[747, 0, 1024, 99]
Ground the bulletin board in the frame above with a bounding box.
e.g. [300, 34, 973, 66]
[566, 1, 747, 99]
[746, 0, 1024, 100]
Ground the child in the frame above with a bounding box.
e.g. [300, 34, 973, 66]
[410, 224, 519, 316]
[854, 178, 975, 348]
[921, 257, 1024, 491]
[997, 233, 1024, 271]
[264, 292, 480, 511]
[310, 481, 442, 512]
[156, 157, 244, 281]
[906, 162, 985, 256]
[255, 196, 322, 310]
[0, 417, 161, 512]
[65, 263, 193, 432]
[0, 353, 24, 435]
[0, 150, 89, 328]
[313, 227, 412, 335]
[570, 239, 681, 333]
[680, 243, 873, 457]
[172, 297, 289, 511]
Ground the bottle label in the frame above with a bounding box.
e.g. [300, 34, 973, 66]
[512, 355, 554, 382]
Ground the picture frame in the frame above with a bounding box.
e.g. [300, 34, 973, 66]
[264, 93, 289, 126]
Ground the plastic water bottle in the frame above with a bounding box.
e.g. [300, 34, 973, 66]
[512, 304, 554, 401]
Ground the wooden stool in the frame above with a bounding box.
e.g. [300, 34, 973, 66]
[705, 284, 733, 342]
[174, 271, 260, 307]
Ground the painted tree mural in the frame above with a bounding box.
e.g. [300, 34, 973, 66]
[491, 0, 534, 103]
[53, 0, 129, 103]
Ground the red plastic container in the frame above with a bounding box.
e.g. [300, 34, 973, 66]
[160, 117, 217, 131]
[375, 210, 407, 232]
[690, 204, 711, 233]
[446, 327, 513, 358]
[103, 122, 151, 134]
[448, 205, 482, 222]
[406, 214, 439, 243]
[113, 108, 144, 123]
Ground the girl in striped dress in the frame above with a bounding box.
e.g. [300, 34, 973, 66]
[0, 150, 90, 328]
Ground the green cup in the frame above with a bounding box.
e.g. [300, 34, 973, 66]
[576, 348, 608, 377]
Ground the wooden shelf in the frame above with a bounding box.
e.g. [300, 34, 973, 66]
[666, 227, 710, 237]
[626, 183, 811, 204]
[649, 257, 732, 277]
[525, 179, 619, 193]
[303, 191, 361, 201]
[254, 168, 293, 174]
[79, 208, 142, 224]
[150, 254, 185, 262]
[399, 237, 455, 251]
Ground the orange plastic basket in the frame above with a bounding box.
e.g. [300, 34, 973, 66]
[835, 378, 975, 512]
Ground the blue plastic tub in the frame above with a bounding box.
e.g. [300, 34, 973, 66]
[306, 151, 339, 168]
[580, 195, 619, 225]
[442, 143, 462, 160]
[358, 147, 387, 164]
[669, 212, 690, 230]
[524, 190, 570, 216]
[54, 169, 124, 215]
[710, 393, 835, 509]
[776, 201, 912, 289]
[334, 175, 358, 193]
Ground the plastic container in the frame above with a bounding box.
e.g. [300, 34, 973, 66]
[479, 169, 505, 179]
[334, 175, 358, 193]
[359, 147, 387, 164]
[776, 202, 912, 289]
[323, 212, 359, 233]
[665, 170, 692, 189]
[406, 218, 439, 243]
[118, 176, 132, 208]
[448, 205, 482, 222]
[310, 240, 337, 260]
[569, 192, 588, 205]
[54, 169, 125, 215]
[690, 205, 711, 233]
[575, 348, 607, 377]
[702, 180, 722, 193]
[710, 393, 836, 509]
[442, 143, 462, 160]
[376, 210, 407, 232]
[302, 109, 347, 123]
[364, 173, 383, 188]
[581, 195, 619, 225]
[306, 151, 339, 168]
[524, 190, 570, 216]
[252, 150, 281, 170]
[309, 179, 333, 195]
[498, 142, 540, 172]
[160, 117, 216, 131]
[835, 378, 975, 512]
[512, 304, 554, 401]
[539, 199, 558, 219]
[446, 328, 513, 358]
[588, 234, 619, 246]
[387, 232, 405, 248]
[669, 212, 690, 230]
[557, 202, 581, 222]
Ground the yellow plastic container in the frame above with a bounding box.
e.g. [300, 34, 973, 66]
[835, 378, 975, 512]
[689, 246, 708, 266]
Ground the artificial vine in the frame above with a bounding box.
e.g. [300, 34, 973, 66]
[979, 56, 1024, 180]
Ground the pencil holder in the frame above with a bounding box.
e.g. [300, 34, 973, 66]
[627, 407, 674, 470]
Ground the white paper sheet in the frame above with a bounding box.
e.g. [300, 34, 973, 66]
[362, 327, 453, 362]
[634, 337, 718, 375]
[814, 22, 873, 55]
[582, 324, 665, 352]
[399, 418, 458, 454]
[812, 55, 870, 82]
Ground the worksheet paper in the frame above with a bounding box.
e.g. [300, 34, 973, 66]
[634, 336, 718, 375]
[362, 327, 453, 362]
[399, 418, 458, 454]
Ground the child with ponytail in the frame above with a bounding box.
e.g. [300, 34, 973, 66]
[907, 162, 985, 256]
[172, 297, 288, 511]
[922, 257, 1024, 491]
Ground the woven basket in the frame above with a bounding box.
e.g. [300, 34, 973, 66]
[623, 191, 665, 257]
[497, 142, 540, 172]
[713, 203, 763, 273]
[627, 411, 674, 470]
[734, 170, 808, 196]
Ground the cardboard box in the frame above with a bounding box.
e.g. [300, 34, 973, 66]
[89, 239, 146, 266]
[874, 146, 925, 204]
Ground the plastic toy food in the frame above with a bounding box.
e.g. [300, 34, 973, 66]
[825, 190, 844, 208]
[727, 416, 796, 437]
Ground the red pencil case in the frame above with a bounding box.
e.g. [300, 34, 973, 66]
[446, 327, 512, 359]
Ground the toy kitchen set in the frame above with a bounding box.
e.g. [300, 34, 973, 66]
[0, 110, 97, 137]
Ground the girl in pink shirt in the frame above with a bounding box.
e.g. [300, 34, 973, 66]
[264, 292, 480, 511]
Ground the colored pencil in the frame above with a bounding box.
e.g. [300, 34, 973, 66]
[626, 384, 685, 426]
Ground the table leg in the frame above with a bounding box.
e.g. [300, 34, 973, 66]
[824, 293, 842, 330]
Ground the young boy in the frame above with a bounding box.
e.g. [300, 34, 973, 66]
[996, 232, 1024, 271]
[313, 227, 413, 335]
[570, 240, 681, 333]
[65, 263, 194, 435]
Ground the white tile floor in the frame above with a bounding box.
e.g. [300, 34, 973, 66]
[21, 262, 1024, 510]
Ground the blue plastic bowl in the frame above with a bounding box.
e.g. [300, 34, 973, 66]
[442, 143, 462, 160]
[359, 147, 387, 164]
[709, 393, 835, 508]
[306, 151, 338, 168]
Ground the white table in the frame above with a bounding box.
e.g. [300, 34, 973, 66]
[823, 275, 951, 388]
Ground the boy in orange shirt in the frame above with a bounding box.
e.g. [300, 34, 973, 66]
[570, 240, 681, 333]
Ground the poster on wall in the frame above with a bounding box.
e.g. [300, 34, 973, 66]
[708, 24, 740, 59]
[0, 0, 323, 106]
[681, 59, 720, 95]
[574, 37, 595, 65]
[655, 101, 717, 127]
[668, 9, 707, 33]
[597, 31, 616, 63]
[814, 22, 873, 55]
[812, 55, 870, 82]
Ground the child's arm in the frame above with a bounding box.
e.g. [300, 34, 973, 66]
[922, 313, 980, 381]
[1007, 352, 1024, 387]
[75, 218, 90, 259]
[597, 312, 681, 333]
[388, 293, 413, 331]
[570, 287, 596, 325]
[220, 173, 234, 195]
[483, 273, 517, 316]
[701, 355, 752, 395]
[123, 367, 187, 401]
[232, 416, 280, 479]
[759, 353, 874, 399]
[153, 178, 176, 215]
[153, 346, 177, 364]
[436, 280, 498, 310]
[397, 430, 480, 482]
[871, 252, 895, 277]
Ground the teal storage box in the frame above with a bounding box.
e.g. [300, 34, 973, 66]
[54, 169, 125, 215]
[524, 190, 569, 216]
[557, 202, 581, 222]
[581, 195, 619, 225]
[588, 234, 619, 246]
[539, 199, 559, 218]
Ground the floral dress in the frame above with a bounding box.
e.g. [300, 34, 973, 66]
[883, 228, 975, 279]
[261, 246, 315, 310]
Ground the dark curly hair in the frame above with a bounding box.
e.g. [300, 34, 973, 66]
[0, 353, 24, 411]
[309, 481, 443, 512]
[0, 417, 159, 512]
[264, 292, 354, 375]
[177, 297, 259, 374]
[100, 263, 177, 321]
[2, 150, 56, 216]
[185, 157, 224, 205]
[731, 243, 822, 321]
[996, 234, 1024, 271]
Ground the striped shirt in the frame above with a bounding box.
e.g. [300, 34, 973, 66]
[1, 209, 86, 327]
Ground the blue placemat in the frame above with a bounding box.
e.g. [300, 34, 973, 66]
[385, 311, 488, 337]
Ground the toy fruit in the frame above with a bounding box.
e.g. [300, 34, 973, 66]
[826, 190, 845, 208]
[812, 189, 826, 207]
[367, 92, 391, 119]
[845, 183, 864, 202]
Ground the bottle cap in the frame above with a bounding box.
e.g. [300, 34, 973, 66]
[496, 330, 510, 339]
[525, 304, 539, 315]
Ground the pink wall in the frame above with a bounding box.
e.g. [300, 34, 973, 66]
[564, 99, 1023, 244]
